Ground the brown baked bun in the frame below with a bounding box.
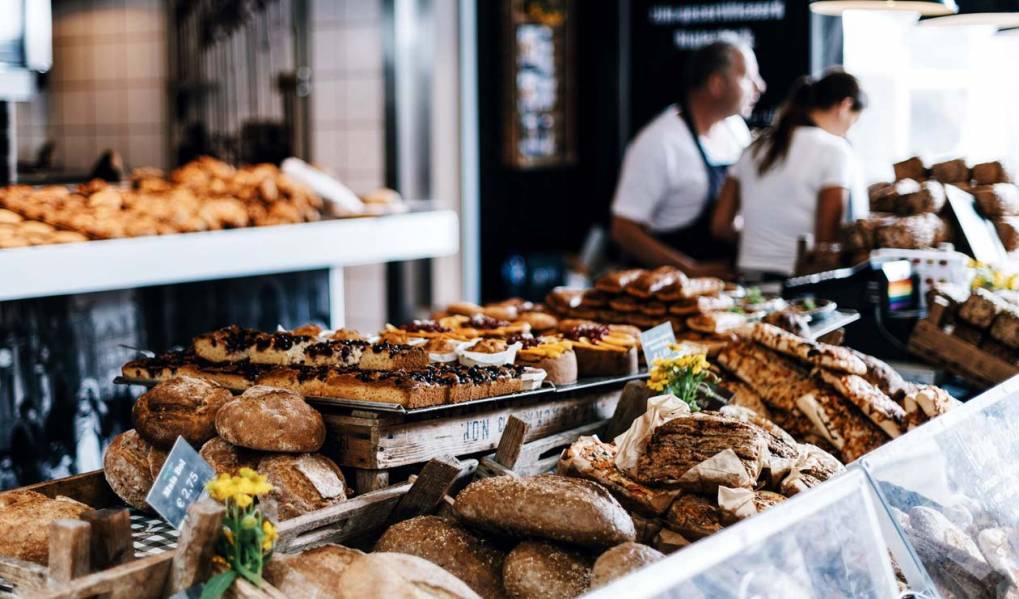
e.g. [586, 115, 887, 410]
[215, 385, 325, 452]
[502, 541, 593, 599]
[199, 437, 261, 475]
[0, 490, 90, 564]
[454, 475, 636, 548]
[590, 542, 664, 588]
[375, 516, 506, 599]
[448, 302, 484, 317]
[132, 376, 232, 449]
[103, 429, 164, 511]
[336, 552, 481, 599]
[265, 543, 364, 597]
[515, 311, 558, 332]
[258, 453, 348, 521]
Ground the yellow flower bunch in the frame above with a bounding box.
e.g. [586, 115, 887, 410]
[646, 350, 713, 411]
[969, 260, 1019, 291]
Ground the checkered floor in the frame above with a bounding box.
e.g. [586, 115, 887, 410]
[0, 509, 178, 594]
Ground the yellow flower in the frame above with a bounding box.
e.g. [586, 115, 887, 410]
[238, 467, 259, 480]
[223, 528, 235, 545]
[262, 520, 277, 542]
[212, 555, 228, 568]
[233, 493, 253, 509]
[241, 515, 258, 529]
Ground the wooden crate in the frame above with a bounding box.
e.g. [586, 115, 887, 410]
[908, 298, 1019, 388]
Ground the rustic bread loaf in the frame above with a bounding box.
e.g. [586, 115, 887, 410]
[590, 542, 664, 588]
[664, 494, 724, 540]
[257, 453, 347, 521]
[375, 515, 507, 599]
[454, 475, 635, 548]
[132, 376, 232, 449]
[336, 552, 481, 599]
[893, 157, 927, 182]
[972, 161, 1011, 185]
[0, 490, 91, 564]
[103, 429, 166, 511]
[264, 543, 364, 598]
[974, 184, 1019, 218]
[502, 541, 593, 599]
[779, 443, 845, 497]
[958, 288, 1008, 329]
[930, 159, 969, 183]
[215, 385, 325, 452]
[199, 437, 261, 475]
[990, 305, 1019, 349]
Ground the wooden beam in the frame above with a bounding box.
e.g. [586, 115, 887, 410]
[80, 509, 134, 570]
[48, 519, 92, 585]
[388, 457, 463, 524]
[354, 469, 390, 494]
[165, 499, 225, 595]
[34, 552, 174, 599]
[603, 380, 654, 440]
[493, 416, 528, 469]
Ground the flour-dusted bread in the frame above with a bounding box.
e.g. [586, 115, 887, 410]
[258, 453, 348, 521]
[132, 376, 232, 449]
[103, 429, 167, 511]
[0, 490, 91, 564]
[454, 475, 635, 548]
[502, 541, 593, 599]
[215, 385, 325, 452]
[590, 542, 664, 588]
[199, 437, 262, 475]
[336, 552, 481, 599]
[264, 544, 364, 598]
[375, 516, 507, 599]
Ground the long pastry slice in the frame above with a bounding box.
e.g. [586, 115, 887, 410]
[594, 269, 644, 294]
[192, 325, 263, 362]
[625, 266, 685, 299]
[750, 323, 867, 375]
[122, 353, 269, 391]
[303, 339, 429, 370]
[795, 388, 888, 463]
[817, 370, 905, 438]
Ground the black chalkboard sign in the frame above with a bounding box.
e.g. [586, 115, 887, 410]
[628, 0, 811, 132]
[145, 437, 215, 529]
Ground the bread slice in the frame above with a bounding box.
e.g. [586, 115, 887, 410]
[358, 342, 429, 370]
[193, 325, 262, 362]
[573, 344, 638, 377]
[303, 339, 366, 367]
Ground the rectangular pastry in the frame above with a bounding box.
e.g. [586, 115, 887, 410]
[971, 161, 1011, 186]
[749, 323, 867, 375]
[192, 325, 263, 362]
[875, 213, 948, 249]
[817, 370, 906, 438]
[893, 156, 927, 182]
[957, 288, 1007, 329]
[930, 158, 969, 183]
[625, 266, 684, 299]
[900, 181, 946, 215]
[995, 218, 1019, 252]
[594, 269, 644, 294]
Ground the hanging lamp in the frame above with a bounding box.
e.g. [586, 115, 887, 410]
[809, 0, 959, 16]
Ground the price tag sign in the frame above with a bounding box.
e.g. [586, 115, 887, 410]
[146, 437, 215, 529]
[640, 322, 678, 365]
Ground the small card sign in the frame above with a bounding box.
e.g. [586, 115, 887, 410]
[640, 322, 678, 365]
[146, 437, 215, 529]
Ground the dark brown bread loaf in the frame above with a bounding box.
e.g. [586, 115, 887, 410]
[257, 453, 348, 521]
[996, 218, 1019, 252]
[990, 306, 1019, 349]
[132, 376, 232, 449]
[893, 157, 927, 182]
[0, 490, 90, 564]
[375, 516, 507, 599]
[900, 181, 946, 214]
[454, 475, 635, 548]
[875, 213, 948, 249]
[502, 541, 593, 599]
[958, 288, 1008, 329]
[103, 429, 166, 511]
[336, 552, 481, 599]
[199, 437, 261, 475]
[590, 542, 664, 588]
[664, 494, 724, 540]
[265, 544, 363, 598]
[930, 159, 969, 183]
[972, 161, 1011, 185]
[215, 385, 325, 452]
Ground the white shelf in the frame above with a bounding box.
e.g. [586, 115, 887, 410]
[0, 210, 459, 301]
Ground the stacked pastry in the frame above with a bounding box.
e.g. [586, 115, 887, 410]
[717, 323, 959, 463]
[0, 208, 89, 249]
[102, 376, 348, 521]
[928, 285, 1019, 367]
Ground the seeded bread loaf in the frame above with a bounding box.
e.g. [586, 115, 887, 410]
[502, 541, 593, 599]
[215, 385, 325, 452]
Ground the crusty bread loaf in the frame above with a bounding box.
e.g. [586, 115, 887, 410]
[893, 157, 926, 182]
[132, 376, 232, 449]
[664, 494, 724, 541]
[0, 490, 91, 564]
[264, 544, 364, 598]
[336, 552, 481, 599]
[590, 542, 664, 588]
[103, 429, 166, 511]
[454, 475, 635, 548]
[375, 516, 506, 599]
[215, 385, 325, 452]
[258, 453, 348, 521]
[199, 437, 261, 475]
[502, 541, 593, 599]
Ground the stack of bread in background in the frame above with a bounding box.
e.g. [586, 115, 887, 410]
[928, 284, 1019, 366]
[103, 376, 347, 521]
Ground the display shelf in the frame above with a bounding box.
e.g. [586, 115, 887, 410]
[0, 210, 459, 302]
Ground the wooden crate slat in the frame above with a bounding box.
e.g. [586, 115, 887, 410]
[274, 482, 412, 548]
[21, 471, 118, 509]
[33, 552, 174, 599]
[908, 320, 1018, 387]
[0, 557, 48, 593]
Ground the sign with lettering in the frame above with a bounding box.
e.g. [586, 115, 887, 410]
[640, 322, 678, 365]
[145, 437, 215, 529]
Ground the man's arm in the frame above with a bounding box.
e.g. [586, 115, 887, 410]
[611, 216, 733, 279]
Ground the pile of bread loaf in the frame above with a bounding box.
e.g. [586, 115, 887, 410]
[103, 377, 348, 522]
[0, 156, 325, 249]
[928, 283, 1019, 367]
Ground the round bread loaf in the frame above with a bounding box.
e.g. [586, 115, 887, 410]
[258, 453, 348, 521]
[103, 429, 165, 511]
[502, 541, 593, 599]
[0, 490, 90, 564]
[132, 376, 232, 449]
[215, 385, 325, 452]
[454, 475, 636, 547]
[590, 542, 664, 588]
[265, 544, 364, 598]
[336, 552, 481, 599]
[199, 437, 261, 476]
[375, 516, 506, 599]
[515, 311, 557, 332]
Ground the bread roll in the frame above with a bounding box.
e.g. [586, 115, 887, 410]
[375, 516, 506, 599]
[930, 159, 969, 183]
[258, 453, 348, 521]
[215, 385, 325, 452]
[502, 541, 592, 599]
[199, 437, 261, 475]
[454, 475, 635, 548]
[336, 552, 481, 599]
[893, 157, 926, 182]
[103, 429, 166, 511]
[132, 376, 232, 448]
[590, 542, 663, 588]
[265, 544, 364, 598]
[0, 490, 90, 564]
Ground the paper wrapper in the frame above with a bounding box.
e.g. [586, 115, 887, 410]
[717, 486, 758, 521]
[614, 394, 691, 478]
[458, 341, 522, 367]
[676, 448, 757, 494]
[519, 367, 548, 390]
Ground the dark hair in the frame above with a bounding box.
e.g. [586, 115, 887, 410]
[752, 69, 867, 176]
[684, 39, 741, 94]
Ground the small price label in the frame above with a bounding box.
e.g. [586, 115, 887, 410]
[639, 322, 678, 365]
[145, 437, 215, 529]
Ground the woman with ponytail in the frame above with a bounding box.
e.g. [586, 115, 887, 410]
[711, 69, 867, 278]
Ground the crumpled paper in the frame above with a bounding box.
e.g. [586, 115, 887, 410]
[676, 448, 756, 493]
[614, 393, 691, 478]
[717, 485, 758, 521]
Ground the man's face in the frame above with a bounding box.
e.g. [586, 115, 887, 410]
[714, 47, 766, 119]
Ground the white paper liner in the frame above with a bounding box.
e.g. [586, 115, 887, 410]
[520, 367, 547, 390]
[428, 339, 475, 363]
[458, 341, 522, 367]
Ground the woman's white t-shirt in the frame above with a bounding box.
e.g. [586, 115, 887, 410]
[731, 127, 865, 276]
